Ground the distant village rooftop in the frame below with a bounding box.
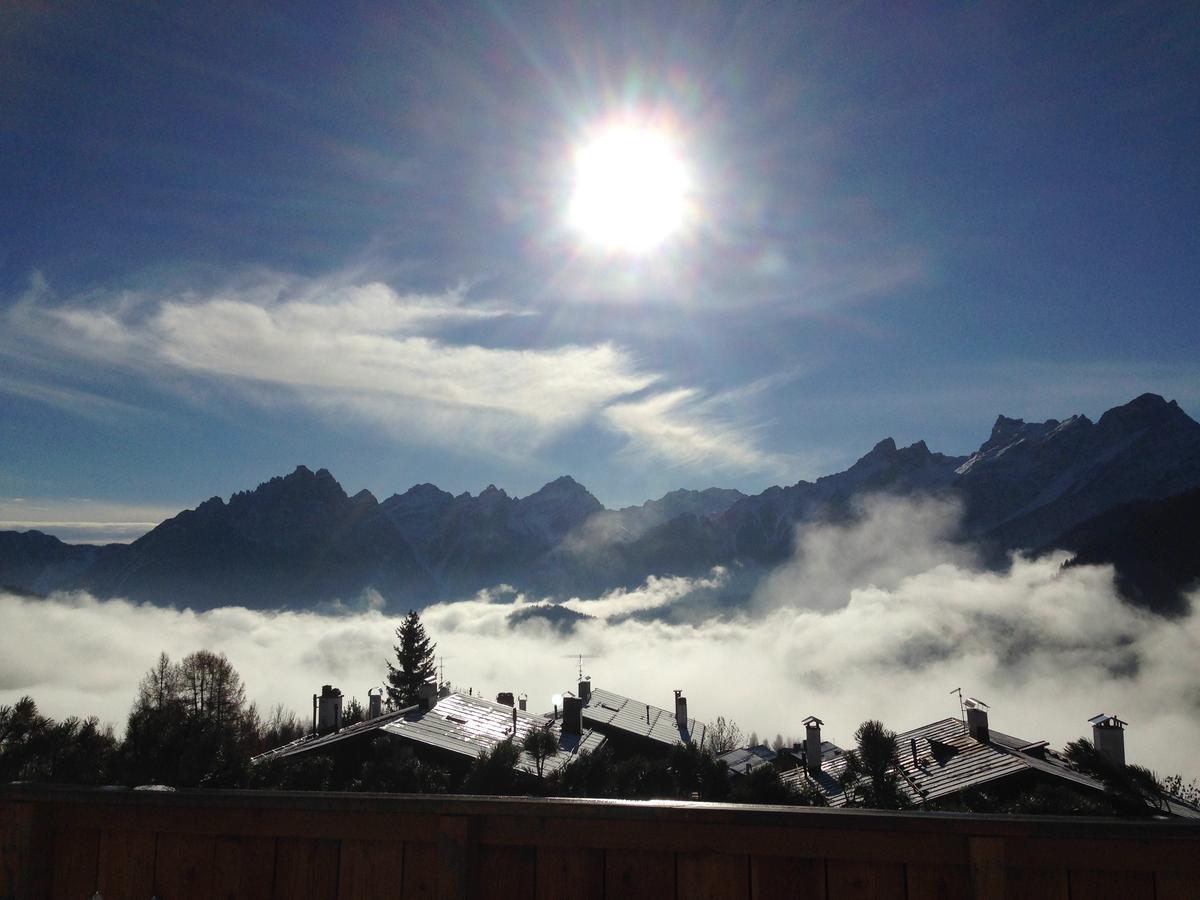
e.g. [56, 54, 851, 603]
[252, 682, 605, 777]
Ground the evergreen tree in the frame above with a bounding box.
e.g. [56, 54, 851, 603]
[839, 719, 911, 810]
[522, 727, 559, 781]
[385, 610, 437, 709]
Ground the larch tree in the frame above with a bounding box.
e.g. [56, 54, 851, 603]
[386, 610, 437, 709]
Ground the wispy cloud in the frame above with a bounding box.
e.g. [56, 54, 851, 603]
[5, 270, 784, 471]
[604, 387, 791, 475]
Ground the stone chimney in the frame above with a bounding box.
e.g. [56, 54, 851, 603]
[578, 678, 591, 704]
[417, 679, 438, 712]
[803, 716, 823, 776]
[367, 688, 382, 720]
[316, 685, 343, 735]
[496, 691, 515, 707]
[965, 698, 990, 743]
[1090, 714, 1127, 767]
[674, 690, 688, 730]
[562, 695, 583, 735]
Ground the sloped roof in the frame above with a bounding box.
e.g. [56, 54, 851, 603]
[252, 692, 605, 777]
[783, 717, 1105, 809]
[718, 745, 776, 776]
[383, 692, 605, 776]
[250, 706, 412, 764]
[577, 686, 707, 748]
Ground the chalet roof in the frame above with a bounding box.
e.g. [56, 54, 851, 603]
[252, 692, 605, 777]
[383, 692, 606, 776]
[573, 686, 707, 749]
[717, 745, 776, 775]
[783, 717, 1108, 809]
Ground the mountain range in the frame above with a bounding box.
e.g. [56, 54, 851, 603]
[2, 393, 1198, 613]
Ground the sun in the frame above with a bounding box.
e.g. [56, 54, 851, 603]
[567, 124, 693, 254]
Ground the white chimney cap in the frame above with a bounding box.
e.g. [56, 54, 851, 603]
[964, 697, 990, 710]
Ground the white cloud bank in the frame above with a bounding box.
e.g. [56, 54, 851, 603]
[2, 495, 1196, 779]
[3, 272, 782, 473]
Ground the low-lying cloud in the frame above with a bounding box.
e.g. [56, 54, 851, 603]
[2, 495, 1197, 780]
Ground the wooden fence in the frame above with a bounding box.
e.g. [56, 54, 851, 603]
[2, 785, 1198, 899]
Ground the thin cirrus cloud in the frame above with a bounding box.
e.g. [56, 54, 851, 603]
[603, 387, 792, 475]
[5, 272, 782, 471]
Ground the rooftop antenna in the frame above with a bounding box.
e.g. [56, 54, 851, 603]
[950, 687, 964, 725]
[561, 653, 600, 682]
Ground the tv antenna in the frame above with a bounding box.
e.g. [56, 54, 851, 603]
[950, 687, 964, 724]
[562, 653, 600, 681]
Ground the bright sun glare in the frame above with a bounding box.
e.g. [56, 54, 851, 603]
[568, 125, 693, 254]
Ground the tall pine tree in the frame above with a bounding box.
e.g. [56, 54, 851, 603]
[386, 610, 437, 709]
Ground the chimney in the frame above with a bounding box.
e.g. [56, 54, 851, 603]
[368, 688, 382, 720]
[965, 699, 990, 743]
[417, 679, 438, 712]
[803, 716, 823, 776]
[578, 678, 591, 703]
[562, 695, 583, 735]
[496, 691, 515, 707]
[518, 693, 528, 711]
[910, 738, 919, 766]
[1090, 714, 1127, 767]
[674, 690, 688, 730]
[317, 685, 343, 734]
[512, 706, 518, 734]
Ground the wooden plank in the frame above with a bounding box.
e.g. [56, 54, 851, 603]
[1006, 836, 1200, 873]
[438, 815, 478, 900]
[826, 860, 906, 900]
[677, 851, 750, 900]
[59, 802, 439, 842]
[213, 835, 276, 900]
[1156, 870, 1200, 900]
[155, 832, 216, 900]
[969, 836, 1003, 900]
[97, 828, 157, 900]
[477, 845, 535, 900]
[1068, 869, 1156, 900]
[50, 826, 99, 900]
[480, 815, 969, 864]
[339, 838, 406, 900]
[1004, 867, 1068, 900]
[906, 863, 970, 899]
[536, 847, 603, 900]
[605, 849, 675, 900]
[750, 855, 825, 899]
[0, 801, 34, 900]
[403, 842, 438, 900]
[273, 837, 340, 900]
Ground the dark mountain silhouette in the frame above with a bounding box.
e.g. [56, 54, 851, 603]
[1, 394, 1197, 612]
[1046, 487, 1200, 616]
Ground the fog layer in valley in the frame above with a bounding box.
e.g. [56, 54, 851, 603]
[2, 496, 1196, 779]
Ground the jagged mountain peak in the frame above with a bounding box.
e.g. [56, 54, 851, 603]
[866, 437, 898, 457]
[1096, 392, 1188, 432]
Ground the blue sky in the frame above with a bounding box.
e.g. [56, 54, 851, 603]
[2, 2, 1198, 537]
